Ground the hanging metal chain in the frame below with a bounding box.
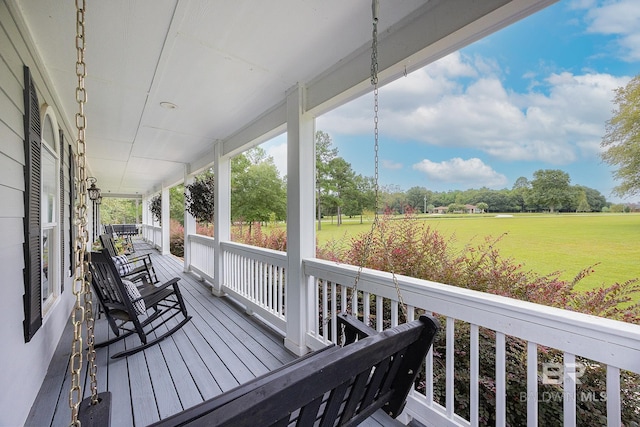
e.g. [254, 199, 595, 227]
[349, 0, 407, 322]
[70, 0, 98, 424]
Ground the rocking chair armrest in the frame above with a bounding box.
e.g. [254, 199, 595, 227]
[139, 277, 181, 296]
[126, 271, 149, 283]
[127, 253, 151, 265]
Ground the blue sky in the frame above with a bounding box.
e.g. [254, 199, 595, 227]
[264, 0, 640, 203]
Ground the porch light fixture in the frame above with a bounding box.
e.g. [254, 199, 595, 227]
[87, 177, 101, 201]
[160, 101, 178, 110]
[96, 195, 103, 205]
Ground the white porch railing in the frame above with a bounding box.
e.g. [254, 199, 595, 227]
[304, 258, 640, 427]
[221, 241, 287, 333]
[181, 237, 640, 426]
[142, 224, 162, 249]
[188, 234, 216, 282]
[183, 234, 287, 332]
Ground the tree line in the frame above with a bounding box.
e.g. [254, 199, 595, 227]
[315, 131, 617, 221]
[103, 125, 633, 229]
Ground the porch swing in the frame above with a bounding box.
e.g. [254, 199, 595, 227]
[70, 1, 439, 426]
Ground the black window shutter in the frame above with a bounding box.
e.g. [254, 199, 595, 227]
[22, 65, 42, 342]
[59, 129, 65, 292]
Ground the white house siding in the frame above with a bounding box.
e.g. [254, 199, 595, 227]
[0, 2, 75, 425]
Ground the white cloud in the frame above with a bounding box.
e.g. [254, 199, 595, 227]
[413, 157, 508, 188]
[382, 159, 403, 170]
[579, 0, 640, 61]
[318, 51, 629, 165]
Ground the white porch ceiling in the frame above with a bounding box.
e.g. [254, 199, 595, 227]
[15, 0, 556, 196]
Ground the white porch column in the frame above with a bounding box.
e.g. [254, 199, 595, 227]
[213, 142, 230, 297]
[141, 196, 146, 240]
[143, 195, 150, 241]
[285, 84, 315, 356]
[184, 167, 196, 272]
[161, 186, 170, 255]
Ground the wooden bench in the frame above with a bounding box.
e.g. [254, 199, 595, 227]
[150, 313, 440, 427]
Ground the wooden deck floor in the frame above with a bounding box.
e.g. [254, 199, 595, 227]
[26, 239, 399, 427]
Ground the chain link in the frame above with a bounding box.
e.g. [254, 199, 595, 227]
[70, 0, 98, 424]
[349, 0, 407, 322]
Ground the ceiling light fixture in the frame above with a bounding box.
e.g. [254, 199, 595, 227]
[160, 101, 178, 110]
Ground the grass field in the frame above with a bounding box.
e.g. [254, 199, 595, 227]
[311, 213, 640, 292]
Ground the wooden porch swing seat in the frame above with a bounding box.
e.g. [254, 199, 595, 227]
[151, 313, 440, 427]
[87, 250, 192, 359]
[99, 233, 159, 284]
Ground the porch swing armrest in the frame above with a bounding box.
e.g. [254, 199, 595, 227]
[336, 313, 378, 344]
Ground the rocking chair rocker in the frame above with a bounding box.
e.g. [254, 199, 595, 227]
[88, 250, 192, 359]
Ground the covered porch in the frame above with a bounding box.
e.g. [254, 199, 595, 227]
[3, 0, 640, 425]
[26, 239, 404, 426]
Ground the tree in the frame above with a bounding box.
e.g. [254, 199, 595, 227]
[170, 185, 185, 225]
[447, 203, 465, 213]
[328, 157, 356, 225]
[574, 185, 607, 212]
[476, 202, 488, 213]
[406, 186, 432, 213]
[511, 177, 531, 212]
[347, 175, 376, 223]
[601, 75, 640, 198]
[231, 148, 286, 231]
[575, 191, 591, 212]
[381, 185, 407, 214]
[101, 198, 140, 224]
[571, 185, 607, 212]
[529, 169, 573, 213]
[316, 131, 338, 230]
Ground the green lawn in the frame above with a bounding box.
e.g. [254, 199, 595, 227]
[312, 213, 640, 292]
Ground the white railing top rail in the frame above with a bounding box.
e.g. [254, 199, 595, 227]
[220, 240, 287, 267]
[304, 257, 640, 374]
[188, 233, 216, 245]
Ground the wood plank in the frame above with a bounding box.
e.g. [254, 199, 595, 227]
[105, 327, 134, 427]
[169, 321, 222, 401]
[145, 340, 183, 418]
[155, 318, 205, 410]
[127, 348, 160, 425]
[182, 294, 272, 378]
[184, 273, 292, 363]
[177, 320, 241, 392]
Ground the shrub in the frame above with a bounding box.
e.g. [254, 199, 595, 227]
[232, 221, 286, 251]
[169, 219, 184, 257]
[318, 210, 640, 425]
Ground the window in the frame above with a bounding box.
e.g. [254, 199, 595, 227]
[22, 66, 63, 341]
[41, 112, 60, 314]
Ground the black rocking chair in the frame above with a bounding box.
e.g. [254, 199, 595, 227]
[99, 233, 158, 284]
[88, 250, 192, 359]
